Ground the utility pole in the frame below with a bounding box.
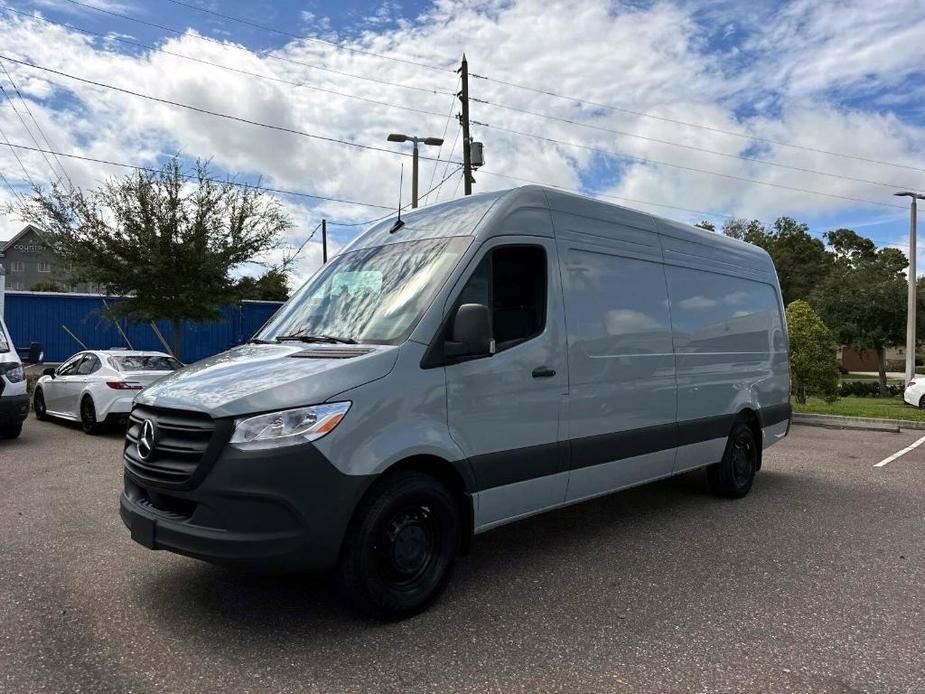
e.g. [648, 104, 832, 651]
[321, 218, 328, 264]
[896, 191, 925, 384]
[458, 54, 473, 195]
[387, 134, 444, 208]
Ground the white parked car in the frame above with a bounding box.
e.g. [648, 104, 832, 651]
[33, 350, 182, 434]
[904, 378, 925, 409]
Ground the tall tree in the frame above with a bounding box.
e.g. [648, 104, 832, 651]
[722, 217, 832, 306]
[812, 229, 908, 392]
[19, 158, 291, 359]
[234, 268, 290, 302]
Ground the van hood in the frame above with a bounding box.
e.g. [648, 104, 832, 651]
[134, 342, 400, 418]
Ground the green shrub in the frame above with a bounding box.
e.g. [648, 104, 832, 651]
[786, 300, 840, 403]
[837, 381, 902, 398]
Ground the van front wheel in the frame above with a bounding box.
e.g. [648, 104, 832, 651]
[707, 422, 757, 498]
[337, 471, 460, 620]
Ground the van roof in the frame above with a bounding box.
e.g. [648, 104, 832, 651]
[346, 185, 775, 282]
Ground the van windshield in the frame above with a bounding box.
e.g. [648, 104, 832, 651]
[0, 321, 9, 354]
[257, 236, 470, 345]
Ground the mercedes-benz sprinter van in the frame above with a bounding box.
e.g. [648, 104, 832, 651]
[0, 313, 29, 439]
[120, 186, 791, 619]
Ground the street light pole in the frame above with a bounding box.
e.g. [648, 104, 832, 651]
[412, 139, 419, 209]
[387, 134, 444, 208]
[895, 191, 925, 384]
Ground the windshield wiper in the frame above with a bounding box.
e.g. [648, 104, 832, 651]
[275, 333, 357, 345]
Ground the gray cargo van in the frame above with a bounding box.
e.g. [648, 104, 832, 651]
[120, 186, 790, 618]
[0, 314, 31, 439]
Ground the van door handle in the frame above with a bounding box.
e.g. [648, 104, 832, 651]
[532, 366, 556, 378]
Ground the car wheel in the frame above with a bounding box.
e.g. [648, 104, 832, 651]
[337, 471, 460, 620]
[33, 387, 49, 421]
[707, 422, 758, 499]
[919, 395, 925, 410]
[80, 396, 102, 435]
[0, 421, 23, 439]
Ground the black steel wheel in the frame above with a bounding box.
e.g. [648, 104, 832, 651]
[338, 471, 460, 620]
[33, 387, 49, 421]
[707, 422, 758, 498]
[80, 396, 101, 435]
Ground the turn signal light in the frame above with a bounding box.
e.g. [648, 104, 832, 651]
[106, 381, 143, 390]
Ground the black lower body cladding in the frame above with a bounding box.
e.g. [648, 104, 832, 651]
[0, 393, 29, 426]
[120, 441, 376, 571]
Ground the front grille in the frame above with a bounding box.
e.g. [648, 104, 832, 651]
[124, 405, 218, 487]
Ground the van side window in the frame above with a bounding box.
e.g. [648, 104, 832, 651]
[457, 245, 547, 352]
[666, 267, 782, 353]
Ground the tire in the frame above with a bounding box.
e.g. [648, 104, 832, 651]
[918, 395, 925, 410]
[707, 422, 758, 499]
[80, 396, 102, 435]
[337, 471, 460, 620]
[0, 421, 23, 439]
[33, 387, 49, 421]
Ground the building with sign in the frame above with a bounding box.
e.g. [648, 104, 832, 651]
[0, 225, 94, 293]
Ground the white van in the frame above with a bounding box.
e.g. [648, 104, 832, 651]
[0, 313, 30, 439]
[120, 186, 791, 618]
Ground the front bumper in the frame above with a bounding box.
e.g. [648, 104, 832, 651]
[121, 441, 375, 571]
[0, 393, 29, 426]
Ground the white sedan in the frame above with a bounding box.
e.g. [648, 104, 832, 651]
[904, 378, 925, 409]
[33, 350, 182, 434]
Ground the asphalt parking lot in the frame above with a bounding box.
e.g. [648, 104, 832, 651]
[1, 420, 923, 693]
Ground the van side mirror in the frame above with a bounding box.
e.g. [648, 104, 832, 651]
[24, 342, 43, 365]
[444, 303, 494, 358]
[42, 367, 56, 378]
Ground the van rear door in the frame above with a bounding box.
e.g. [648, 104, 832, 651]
[443, 237, 569, 529]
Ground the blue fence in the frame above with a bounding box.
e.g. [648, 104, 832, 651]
[2, 291, 283, 363]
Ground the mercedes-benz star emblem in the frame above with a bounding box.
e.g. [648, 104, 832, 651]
[138, 419, 156, 461]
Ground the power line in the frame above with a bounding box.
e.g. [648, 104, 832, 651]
[473, 121, 906, 210]
[0, 83, 61, 185]
[423, 87, 459, 204]
[0, 58, 73, 187]
[434, 127, 461, 204]
[473, 99, 921, 191]
[162, 0, 453, 75]
[0, 122, 36, 187]
[0, 168, 22, 202]
[3, 141, 399, 215]
[56, 0, 453, 98]
[1, 55, 462, 166]
[328, 166, 465, 227]
[471, 72, 925, 174]
[0, 8, 449, 121]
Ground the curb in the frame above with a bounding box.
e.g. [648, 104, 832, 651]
[791, 413, 925, 433]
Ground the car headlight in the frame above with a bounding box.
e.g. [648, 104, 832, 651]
[0, 362, 25, 383]
[229, 402, 351, 451]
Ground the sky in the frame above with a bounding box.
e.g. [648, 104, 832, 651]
[0, 0, 924, 284]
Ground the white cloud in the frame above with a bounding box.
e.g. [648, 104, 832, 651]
[0, 0, 923, 267]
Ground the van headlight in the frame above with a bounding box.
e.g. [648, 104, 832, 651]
[0, 362, 25, 383]
[229, 402, 351, 451]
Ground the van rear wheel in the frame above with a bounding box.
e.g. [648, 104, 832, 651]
[337, 471, 460, 620]
[707, 422, 757, 498]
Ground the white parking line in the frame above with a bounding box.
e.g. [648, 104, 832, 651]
[874, 434, 925, 468]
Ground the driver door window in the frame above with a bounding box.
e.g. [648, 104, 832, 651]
[454, 245, 547, 353]
[57, 355, 83, 377]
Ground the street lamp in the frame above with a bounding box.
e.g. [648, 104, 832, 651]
[895, 191, 925, 384]
[387, 133, 444, 208]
